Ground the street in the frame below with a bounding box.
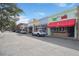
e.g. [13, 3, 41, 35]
[0, 31, 79, 56]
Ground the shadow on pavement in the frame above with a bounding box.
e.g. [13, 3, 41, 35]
[16, 33, 79, 51]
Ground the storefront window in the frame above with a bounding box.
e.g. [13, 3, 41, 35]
[51, 27, 66, 33]
[51, 28, 55, 32]
[61, 27, 64, 32]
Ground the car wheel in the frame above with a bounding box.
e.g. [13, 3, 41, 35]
[32, 33, 34, 36]
[37, 33, 40, 37]
[43, 35, 46, 37]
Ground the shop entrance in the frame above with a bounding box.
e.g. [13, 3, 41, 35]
[29, 26, 32, 33]
[67, 26, 75, 37]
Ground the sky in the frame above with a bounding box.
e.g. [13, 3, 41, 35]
[16, 3, 78, 24]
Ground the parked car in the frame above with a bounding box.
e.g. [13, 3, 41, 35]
[16, 30, 21, 33]
[20, 29, 27, 34]
[32, 29, 47, 37]
[12, 29, 16, 32]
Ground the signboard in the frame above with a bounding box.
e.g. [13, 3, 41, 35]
[48, 9, 76, 23]
[32, 19, 40, 25]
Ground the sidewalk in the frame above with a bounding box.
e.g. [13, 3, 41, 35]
[0, 31, 79, 56]
[47, 35, 77, 40]
[0, 31, 4, 38]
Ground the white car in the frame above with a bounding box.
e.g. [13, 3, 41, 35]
[32, 30, 47, 37]
[20, 29, 27, 34]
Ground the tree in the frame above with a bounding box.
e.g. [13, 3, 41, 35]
[0, 3, 23, 32]
[8, 21, 16, 31]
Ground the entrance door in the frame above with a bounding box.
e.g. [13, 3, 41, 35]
[67, 26, 74, 37]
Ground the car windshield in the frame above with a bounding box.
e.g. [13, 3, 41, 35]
[39, 30, 46, 32]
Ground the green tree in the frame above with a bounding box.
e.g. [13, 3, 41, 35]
[9, 21, 16, 31]
[0, 3, 23, 32]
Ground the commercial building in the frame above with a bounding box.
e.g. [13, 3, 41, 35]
[47, 7, 79, 40]
[16, 23, 27, 32]
[27, 19, 40, 33]
[38, 17, 49, 32]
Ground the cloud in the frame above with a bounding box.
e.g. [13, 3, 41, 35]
[57, 3, 67, 7]
[16, 15, 29, 24]
[16, 12, 46, 24]
[37, 12, 46, 16]
[34, 12, 46, 19]
[55, 3, 75, 7]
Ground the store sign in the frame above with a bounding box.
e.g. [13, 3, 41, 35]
[61, 15, 67, 20]
[50, 15, 68, 22]
[52, 17, 58, 21]
[32, 20, 40, 25]
[49, 10, 76, 23]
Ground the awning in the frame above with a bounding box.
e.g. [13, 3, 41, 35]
[48, 19, 76, 28]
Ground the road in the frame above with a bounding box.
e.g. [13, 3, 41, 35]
[0, 31, 79, 56]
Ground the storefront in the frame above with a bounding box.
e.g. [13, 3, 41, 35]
[37, 24, 47, 32]
[28, 26, 33, 33]
[27, 19, 40, 33]
[47, 8, 78, 39]
[38, 17, 49, 33]
[48, 19, 76, 38]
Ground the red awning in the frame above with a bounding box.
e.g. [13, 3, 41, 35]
[48, 19, 76, 28]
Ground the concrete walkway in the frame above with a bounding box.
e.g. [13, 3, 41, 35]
[0, 31, 5, 38]
[0, 31, 79, 56]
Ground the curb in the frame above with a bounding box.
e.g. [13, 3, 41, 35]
[47, 35, 77, 40]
